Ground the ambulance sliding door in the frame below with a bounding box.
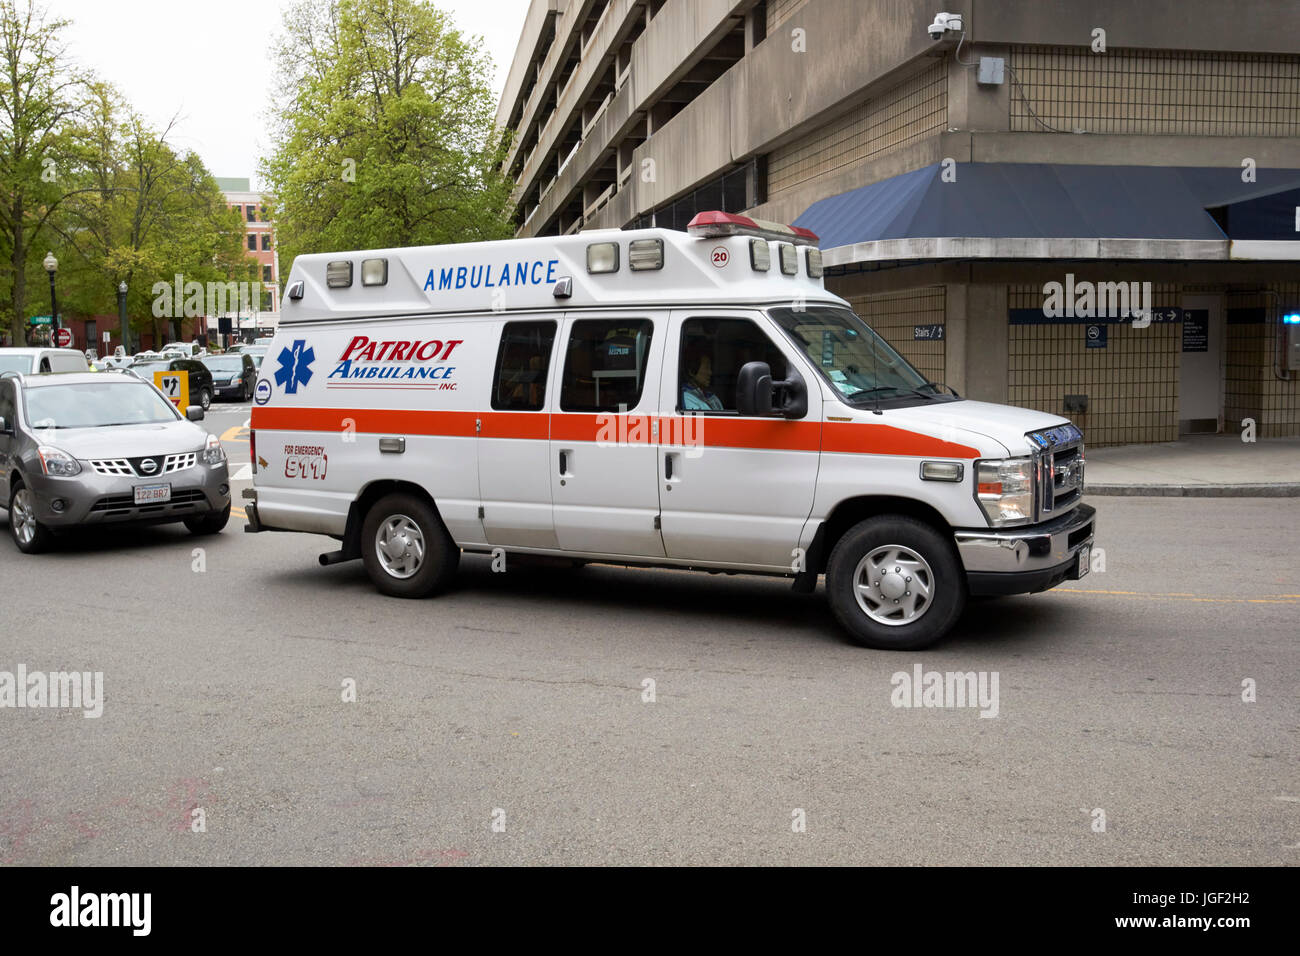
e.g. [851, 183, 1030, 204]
[478, 318, 560, 548]
[549, 314, 666, 557]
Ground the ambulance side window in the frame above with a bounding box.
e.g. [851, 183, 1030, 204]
[492, 320, 556, 411]
[678, 318, 788, 414]
[559, 319, 654, 413]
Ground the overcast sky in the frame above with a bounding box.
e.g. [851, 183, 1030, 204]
[52, 0, 533, 189]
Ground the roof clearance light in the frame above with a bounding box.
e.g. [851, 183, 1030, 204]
[779, 243, 798, 276]
[361, 258, 388, 287]
[805, 247, 824, 279]
[628, 238, 664, 271]
[686, 210, 819, 246]
[587, 241, 619, 274]
[749, 239, 770, 272]
[326, 260, 353, 289]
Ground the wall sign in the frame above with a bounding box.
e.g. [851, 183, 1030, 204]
[913, 324, 945, 341]
[1182, 309, 1209, 352]
[1085, 324, 1107, 349]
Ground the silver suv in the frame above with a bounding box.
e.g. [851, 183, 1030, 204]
[0, 371, 231, 553]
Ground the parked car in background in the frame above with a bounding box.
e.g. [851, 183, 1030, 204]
[161, 341, 206, 358]
[0, 348, 89, 375]
[201, 353, 258, 402]
[254, 336, 275, 347]
[0, 370, 230, 553]
[128, 357, 215, 410]
[243, 346, 268, 370]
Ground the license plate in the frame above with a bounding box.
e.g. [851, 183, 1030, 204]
[134, 483, 171, 504]
[1076, 545, 1090, 579]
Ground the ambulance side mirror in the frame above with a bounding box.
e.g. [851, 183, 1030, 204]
[736, 362, 774, 417]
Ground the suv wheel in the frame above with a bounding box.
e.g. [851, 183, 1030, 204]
[9, 484, 54, 554]
[825, 515, 966, 650]
[361, 492, 459, 598]
[184, 501, 230, 535]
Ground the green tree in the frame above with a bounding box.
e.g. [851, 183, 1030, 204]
[0, 0, 83, 344]
[52, 84, 252, 346]
[262, 0, 514, 266]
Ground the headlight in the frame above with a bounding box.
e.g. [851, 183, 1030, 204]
[229, 375, 242, 385]
[976, 457, 1035, 527]
[37, 446, 82, 477]
[202, 434, 226, 465]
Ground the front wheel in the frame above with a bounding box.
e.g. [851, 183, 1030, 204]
[361, 492, 460, 598]
[185, 501, 230, 535]
[199, 387, 212, 411]
[825, 516, 966, 650]
[9, 484, 55, 554]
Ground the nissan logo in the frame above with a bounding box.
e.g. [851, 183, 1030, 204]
[139, 459, 158, 475]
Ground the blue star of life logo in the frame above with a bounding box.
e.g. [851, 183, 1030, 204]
[275, 339, 315, 394]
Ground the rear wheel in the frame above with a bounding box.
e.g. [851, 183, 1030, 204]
[185, 501, 230, 535]
[825, 515, 966, 650]
[9, 484, 54, 554]
[361, 492, 460, 598]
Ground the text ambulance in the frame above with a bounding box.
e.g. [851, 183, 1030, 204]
[245, 212, 1094, 650]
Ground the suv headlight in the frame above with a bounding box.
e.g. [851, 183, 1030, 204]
[976, 457, 1035, 527]
[202, 434, 226, 465]
[37, 446, 82, 477]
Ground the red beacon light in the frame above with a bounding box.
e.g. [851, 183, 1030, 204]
[686, 211, 819, 246]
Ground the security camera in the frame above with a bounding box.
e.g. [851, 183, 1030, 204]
[928, 12, 963, 40]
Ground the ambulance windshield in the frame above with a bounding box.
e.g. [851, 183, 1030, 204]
[769, 306, 945, 405]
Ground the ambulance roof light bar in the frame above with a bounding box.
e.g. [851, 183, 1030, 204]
[686, 211, 819, 247]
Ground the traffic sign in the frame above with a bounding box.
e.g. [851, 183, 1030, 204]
[154, 370, 189, 409]
[30, 315, 52, 325]
[53, 327, 73, 348]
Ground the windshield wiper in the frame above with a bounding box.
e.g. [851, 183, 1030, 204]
[844, 385, 937, 403]
[919, 381, 961, 398]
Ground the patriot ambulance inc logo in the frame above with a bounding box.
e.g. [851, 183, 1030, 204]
[274, 339, 315, 394]
[326, 335, 462, 390]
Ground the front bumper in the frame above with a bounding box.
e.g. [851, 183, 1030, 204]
[955, 503, 1096, 596]
[25, 460, 230, 528]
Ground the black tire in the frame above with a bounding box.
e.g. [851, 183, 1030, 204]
[361, 492, 459, 598]
[825, 515, 966, 650]
[240, 381, 250, 402]
[184, 501, 230, 535]
[199, 387, 212, 410]
[8, 482, 55, 554]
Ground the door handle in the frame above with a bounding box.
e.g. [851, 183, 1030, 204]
[559, 449, 568, 475]
[664, 453, 675, 480]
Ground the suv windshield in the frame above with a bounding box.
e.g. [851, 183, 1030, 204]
[24, 381, 180, 428]
[202, 358, 244, 373]
[769, 306, 944, 405]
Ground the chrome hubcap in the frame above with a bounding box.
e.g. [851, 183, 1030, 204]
[853, 545, 934, 626]
[11, 489, 36, 545]
[375, 514, 425, 579]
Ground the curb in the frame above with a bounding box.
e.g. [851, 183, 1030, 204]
[1085, 482, 1300, 497]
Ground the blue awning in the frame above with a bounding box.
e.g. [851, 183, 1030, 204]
[793, 163, 1300, 254]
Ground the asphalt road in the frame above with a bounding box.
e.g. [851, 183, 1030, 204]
[1, 404, 1296, 865]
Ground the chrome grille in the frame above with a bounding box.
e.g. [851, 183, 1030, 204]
[88, 453, 197, 477]
[89, 458, 134, 476]
[162, 453, 197, 473]
[1026, 424, 1085, 518]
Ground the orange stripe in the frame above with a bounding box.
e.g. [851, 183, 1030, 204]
[251, 407, 977, 458]
[823, 422, 979, 458]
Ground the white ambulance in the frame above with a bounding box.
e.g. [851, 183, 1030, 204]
[245, 211, 1094, 650]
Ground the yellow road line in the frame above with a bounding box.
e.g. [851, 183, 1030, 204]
[219, 425, 250, 442]
[1052, 587, 1298, 605]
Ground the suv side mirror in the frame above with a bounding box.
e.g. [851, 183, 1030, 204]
[185, 405, 204, 422]
[736, 362, 774, 417]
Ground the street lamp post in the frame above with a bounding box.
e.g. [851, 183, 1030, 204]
[117, 281, 129, 355]
[42, 252, 58, 348]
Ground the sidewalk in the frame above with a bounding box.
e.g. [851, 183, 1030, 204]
[1083, 434, 1300, 496]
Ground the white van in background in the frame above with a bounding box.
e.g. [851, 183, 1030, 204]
[244, 212, 1095, 650]
[0, 347, 89, 375]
